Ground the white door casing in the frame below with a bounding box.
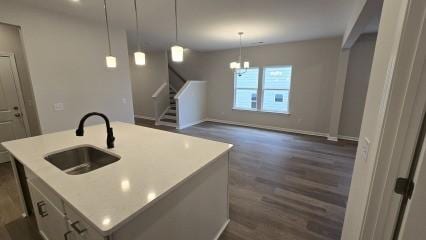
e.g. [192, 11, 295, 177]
[359, 1, 426, 238]
[0, 53, 30, 163]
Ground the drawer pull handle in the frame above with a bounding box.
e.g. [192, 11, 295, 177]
[36, 201, 48, 218]
[64, 231, 72, 240]
[71, 221, 87, 235]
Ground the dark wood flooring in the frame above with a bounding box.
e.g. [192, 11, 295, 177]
[135, 119, 356, 240]
[0, 162, 42, 240]
[0, 120, 356, 240]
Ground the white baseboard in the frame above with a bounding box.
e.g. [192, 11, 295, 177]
[338, 135, 359, 141]
[213, 219, 230, 240]
[178, 119, 205, 130]
[137, 115, 359, 142]
[327, 136, 339, 142]
[205, 118, 328, 138]
[134, 115, 155, 121]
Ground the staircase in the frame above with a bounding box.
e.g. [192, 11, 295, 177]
[157, 86, 177, 127]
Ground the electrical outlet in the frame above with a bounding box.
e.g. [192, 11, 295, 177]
[360, 137, 370, 162]
[53, 103, 64, 111]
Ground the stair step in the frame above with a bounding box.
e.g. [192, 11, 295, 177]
[170, 107, 176, 110]
[162, 114, 176, 120]
[157, 120, 177, 127]
[160, 118, 176, 123]
[165, 112, 176, 116]
[168, 109, 176, 114]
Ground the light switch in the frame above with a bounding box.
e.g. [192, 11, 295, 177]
[54, 103, 64, 111]
[360, 137, 370, 162]
[122, 98, 127, 104]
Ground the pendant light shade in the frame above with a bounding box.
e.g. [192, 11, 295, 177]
[133, 0, 146, 66]
[171, 0, 184, 62]
[134, 51, 146, 66]
[243, 61, 250, 69]
[171, 45, 184, 62]
[230, 62, 240, 69]
[106, 56, 117, 68]
[103, 0, 116, 68]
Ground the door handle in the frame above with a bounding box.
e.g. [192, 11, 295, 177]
[14, 113, 21, 118]
[70, 221, 87, 235]
[13, 106, 19, 110]
[36, 201, 48, 217]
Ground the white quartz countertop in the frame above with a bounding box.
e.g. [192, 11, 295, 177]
[1, 122, 232, 235]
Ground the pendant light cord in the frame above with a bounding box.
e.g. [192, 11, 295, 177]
[174, 0, 178, 43]
[239, 33, 243, 63]
[103, 0, 112, 55]
[134, 0, 141, 51]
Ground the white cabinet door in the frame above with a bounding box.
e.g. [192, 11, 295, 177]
[28, 181, 69, 240]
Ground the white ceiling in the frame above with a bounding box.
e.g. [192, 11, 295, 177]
[13, 0, 368, 51]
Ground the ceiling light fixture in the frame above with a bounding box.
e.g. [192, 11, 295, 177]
[133, 0, 146, 66]
[171, 0, 183, 62]
[103, 0, 116, 68]
[230, 32, 250, 76]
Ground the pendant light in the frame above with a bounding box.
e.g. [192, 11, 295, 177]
[171, 0, 184, 62]
[103, 0, 116, 68]
[230, 32, 250, 75]
[133, 0, 146, 66]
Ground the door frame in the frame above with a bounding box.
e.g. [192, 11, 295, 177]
[0, 52, 31, 138]
[357, 0, 426, 239]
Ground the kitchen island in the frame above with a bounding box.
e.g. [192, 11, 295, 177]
[1, 122, 232, 240]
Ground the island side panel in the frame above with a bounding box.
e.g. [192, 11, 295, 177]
[112, 152, 230, 240]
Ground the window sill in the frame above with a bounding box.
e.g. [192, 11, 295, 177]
[232, 107, 291, 115]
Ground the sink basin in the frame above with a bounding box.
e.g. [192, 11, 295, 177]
[45, 146, 120, 175]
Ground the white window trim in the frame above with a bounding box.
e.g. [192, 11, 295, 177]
[233, 68, 260, 111]
[232, 66, 292, 115]
[260, 65, 293, 114]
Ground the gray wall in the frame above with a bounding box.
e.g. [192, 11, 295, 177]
[0, 1, 135, 133]
[202, 37, 342, 135]
[129, 51, 168, 118]
[168, 49, 205, 81]
[339, 34, 377, 138]
[0, 23, 41, 136]
[135, 37, 376, 137]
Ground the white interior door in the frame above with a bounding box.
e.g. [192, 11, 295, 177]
[0, 54, 29, 163]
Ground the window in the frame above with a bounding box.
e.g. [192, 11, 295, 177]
[262, 66, 292, 113]
[234, 68, 259, 110]
[233, 66, 292, 114]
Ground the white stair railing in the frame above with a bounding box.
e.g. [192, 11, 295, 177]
[152, 82, 169, 125]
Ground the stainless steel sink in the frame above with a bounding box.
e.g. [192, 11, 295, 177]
[45, 146, 120, 175]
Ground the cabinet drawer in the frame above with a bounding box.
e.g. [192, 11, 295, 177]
[64, 204, 105, 240]
[26, 168, 64, 214]
[28, 181, 69, 240]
